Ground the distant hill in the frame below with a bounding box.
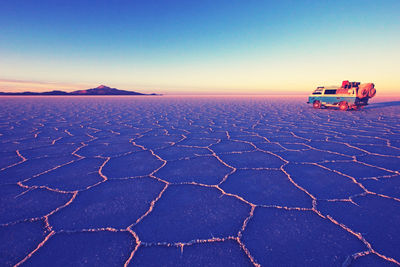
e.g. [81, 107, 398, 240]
[0, 85, 160, 96]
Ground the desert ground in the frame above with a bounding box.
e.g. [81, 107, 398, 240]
[0, 96, 399, 266]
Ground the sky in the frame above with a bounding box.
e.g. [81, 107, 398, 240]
[0, 0, 399, 94]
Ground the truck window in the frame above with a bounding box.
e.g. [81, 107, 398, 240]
[324, 89, 337, 95]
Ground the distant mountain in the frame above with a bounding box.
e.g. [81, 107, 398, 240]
[0, 85, 160, 96]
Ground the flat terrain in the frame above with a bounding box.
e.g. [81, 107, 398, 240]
[0, 96, 399, 266]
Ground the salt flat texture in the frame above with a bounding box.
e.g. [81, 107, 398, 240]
[0, 96, 399, 266]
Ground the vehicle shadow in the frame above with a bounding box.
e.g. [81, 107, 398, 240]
[364, 101, 400, 109]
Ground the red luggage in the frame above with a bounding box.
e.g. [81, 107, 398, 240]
[341, 80, 349, 88]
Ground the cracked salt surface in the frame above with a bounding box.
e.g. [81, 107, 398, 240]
[0, 96, 400, 266]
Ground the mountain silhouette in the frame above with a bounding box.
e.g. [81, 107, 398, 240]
[0, 85, 159, 96]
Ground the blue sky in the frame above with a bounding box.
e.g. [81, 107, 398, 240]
[0, 0, 399, 94]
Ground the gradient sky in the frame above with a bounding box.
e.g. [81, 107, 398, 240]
[0, 0, 399, 94]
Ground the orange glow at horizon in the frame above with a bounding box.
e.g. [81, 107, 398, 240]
[0, 79, 90, 93]
[0, 78, 398, 97]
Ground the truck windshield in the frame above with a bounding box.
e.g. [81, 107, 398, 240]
[313, 87, 323, 94]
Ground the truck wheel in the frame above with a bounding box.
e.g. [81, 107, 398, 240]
[339, 101, 349, 111]
[368, 87, 376, 98]
[357, 88, 368, 98]
[313, 100, 321, 109]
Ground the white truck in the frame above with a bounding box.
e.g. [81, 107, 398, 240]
[307, 81, 376, 110]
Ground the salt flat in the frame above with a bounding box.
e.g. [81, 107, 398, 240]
[0, 96, 399, 266]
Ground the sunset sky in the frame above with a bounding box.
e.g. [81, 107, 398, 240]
[0, 0, 399, 94]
